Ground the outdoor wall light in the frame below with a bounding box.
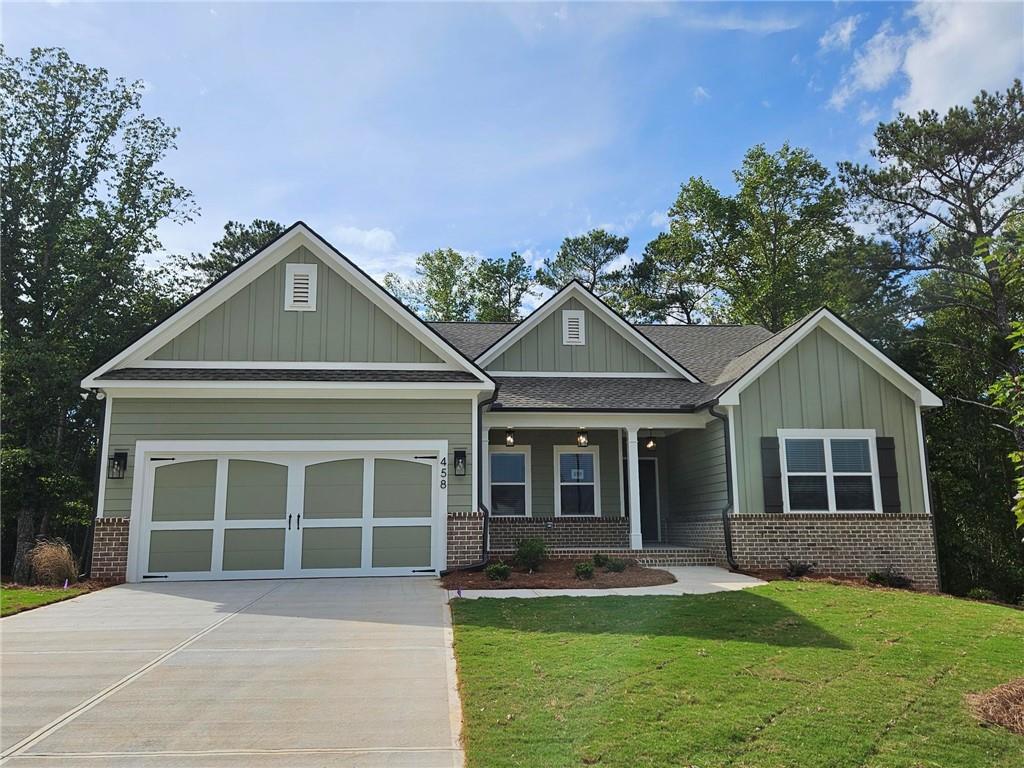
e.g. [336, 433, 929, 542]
[645, 432, 657, 450]
[453, 450, 467, 476]
[505, 429, 515, 447]
[107, 451, 128, 480]
[576, 428, 589, 448]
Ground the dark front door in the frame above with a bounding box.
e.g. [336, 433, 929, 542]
[624, 459, 660, 542]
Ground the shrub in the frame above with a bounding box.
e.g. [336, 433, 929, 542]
[575, 561, 594, 580]
[784, 558, 816, 578]
[485, 561, 511, 581]
[514, 537, 547, 572]
[605, 557, 627, 573]
[966, 587, 999, 602]
[592, 552, 609, 568]
[867, 567, 913, 590]
[28, 539, 78, 587]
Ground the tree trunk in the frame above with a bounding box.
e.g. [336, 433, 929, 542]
[11, 505, 37, 583]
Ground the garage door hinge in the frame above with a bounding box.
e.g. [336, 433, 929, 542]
[149, 457, 176, 462]
[142, 574, 169, 579]
[413, 455, 437, 460]
[412, 568, 436, 573]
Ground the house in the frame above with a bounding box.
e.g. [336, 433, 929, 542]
[84, 222, 942, 589]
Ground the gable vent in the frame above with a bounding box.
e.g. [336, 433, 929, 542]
[562, 309, 585, 346]
[285, 264, 317, 311]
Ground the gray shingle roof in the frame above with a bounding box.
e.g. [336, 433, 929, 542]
[428, 322, 516, 359]
[492, 377, 719, 411]
[636, 325, 773, 382]
[97, 368, 480, 382]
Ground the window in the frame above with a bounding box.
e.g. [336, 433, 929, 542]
[562, 309, 585, 345]
[490, 448, 530, 516]
[779, 429, 881, 513]
[285, 264, 317, 311]
[554, 446, 600, 516]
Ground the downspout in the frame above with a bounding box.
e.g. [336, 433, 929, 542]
[440, 391, 496, 575]
[709, 404, 739, 570]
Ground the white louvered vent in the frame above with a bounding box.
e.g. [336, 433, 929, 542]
[562, 309, 585, 345]
[285, 264, 317, 311]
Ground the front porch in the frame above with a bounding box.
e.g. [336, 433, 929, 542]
[480, 412, 731, 566]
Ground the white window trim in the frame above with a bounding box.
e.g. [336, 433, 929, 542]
[561, 309, 585, 346]
[553, 444, 601, 517]
[778, 428, 883, 514]
[285, 264, 318, 311]
[489, 445, 532, 517]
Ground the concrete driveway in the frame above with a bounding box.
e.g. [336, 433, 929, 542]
[1, 579, 463, 767]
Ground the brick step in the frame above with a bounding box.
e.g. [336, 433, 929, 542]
[488, 547, 720, 568]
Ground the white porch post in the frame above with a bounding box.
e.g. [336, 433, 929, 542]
[480, 426, 490, 512]
[626, 426, 643, 549]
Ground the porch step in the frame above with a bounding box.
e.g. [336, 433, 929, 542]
[489, 547, 720, 568]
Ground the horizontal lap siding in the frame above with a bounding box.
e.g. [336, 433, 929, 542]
[103, 398, 473, 519]
[664, 422, 727, 553]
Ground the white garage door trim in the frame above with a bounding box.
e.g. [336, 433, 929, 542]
[125, 439, 449, 582]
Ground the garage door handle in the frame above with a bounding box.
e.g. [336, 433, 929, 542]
[288, 514, 292, 530]
[297, 514, 301, 530]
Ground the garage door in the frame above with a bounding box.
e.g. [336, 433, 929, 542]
[132, 444, 445, 581]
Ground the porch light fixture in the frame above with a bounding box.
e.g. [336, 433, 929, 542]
[107, 451, 128, 480]
[505, 428, 515, 447]
[576, 428, 589, 448]
[645, 432, 657, 450]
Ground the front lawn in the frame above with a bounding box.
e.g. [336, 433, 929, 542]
[0, 584, 91, 616]
[451, 581, 1024, 767]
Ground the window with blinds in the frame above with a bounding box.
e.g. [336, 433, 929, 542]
[779, 430, 880, 513]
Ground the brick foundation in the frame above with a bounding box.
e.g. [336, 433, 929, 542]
[730, 513, 939, 590]
[666, 517, 727, 565]
[446, 512, 484, 568]
[90, 517, 130, 582]
[488, 517, 630, 552]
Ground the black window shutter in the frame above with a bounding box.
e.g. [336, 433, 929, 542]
[876, 436, 900, 513]
[761, 437, 784, 513]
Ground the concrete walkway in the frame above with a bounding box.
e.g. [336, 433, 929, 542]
[447, 566, 766, 600]
[1, 578, 463, 767]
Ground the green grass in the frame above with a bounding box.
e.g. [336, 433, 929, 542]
[1, 584, 90, 616]
[451, 582, 1024, 767]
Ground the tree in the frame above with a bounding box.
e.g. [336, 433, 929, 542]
[166, 219, 285, 295]
[1, 48, 193, 580]
[472, 252, 537, 322]
[536, 229, 628, 298]
[616, 232, 715, 324]
[667, 143, 851, 332]
[384, 248, 476, 321]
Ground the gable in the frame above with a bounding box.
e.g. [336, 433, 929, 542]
[485, 297, 665, 374]
[148, 246, 441, 364]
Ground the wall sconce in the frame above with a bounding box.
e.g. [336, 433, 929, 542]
[453, 450, 467, 476]
[107, 451, 128, 480]
[505, 429, 515, 447]
[645, 432, 657, 450]
[576, 428, 589, 448]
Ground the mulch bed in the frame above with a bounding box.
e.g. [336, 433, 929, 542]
[966, 678, 1024, 735]
[442, 558, 676, 590]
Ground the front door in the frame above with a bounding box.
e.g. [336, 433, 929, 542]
[623, 458, 661, 543]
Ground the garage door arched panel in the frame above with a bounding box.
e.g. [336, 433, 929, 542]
[304, 460, 363, 519]
[225, 460, 288, 520]
[151, 460, 217, 522]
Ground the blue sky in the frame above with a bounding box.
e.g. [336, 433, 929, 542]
[4, 1, 1022, 294]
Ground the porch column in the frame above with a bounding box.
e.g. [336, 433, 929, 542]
[626, 427, 643, 549]
[480, 427, 490, 512]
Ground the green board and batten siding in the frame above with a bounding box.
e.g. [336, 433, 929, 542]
[148, 246, 441, 363]
[102, 398, 473, 519]
[486, 298, 664, 374]
[733, 328, 925, 515]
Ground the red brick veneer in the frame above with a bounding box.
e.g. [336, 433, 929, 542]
[90, 517, 130, 583]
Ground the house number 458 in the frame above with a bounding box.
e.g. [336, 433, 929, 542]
[439, 457, 447, 489]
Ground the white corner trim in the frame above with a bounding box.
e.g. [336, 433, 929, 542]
[716, 309, 942, 408]
[916, 409, 933, 517]
[95, 395, 113, 519]
[475, 283, 699, 382]
[488, 444, 532, 517]
[726, 405, 740, 516]
[83, 224, 491, 386]
[552, 443, 601, 517]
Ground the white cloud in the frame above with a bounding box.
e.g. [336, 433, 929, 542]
[857, 102, 881, 125]
[331, 225, 398, 254]
[649, 210, 669, 229]
[829, 21, 904, 110]
[896, 1, 1023, 115]
[692, 85, 711, 103]
[819, 14, 862, 52]
[678, 9, 802, 35]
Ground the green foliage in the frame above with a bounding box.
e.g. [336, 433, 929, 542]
[592, 552, 609, 568]
[866, 567, 914, 590]
[514, 537, 547, 572]
[616, 233, 714, 323]
[604, 557, 627, 573]
[384, 248, 476, 321]
[536, 229, 628, 298]
[164, 219, 285, 296]
[471, 252, 537, 322]
[574, 561, 594, 580]
[484, 561, 511, 581]
[0, 47, 193, 580]
[784, 558, 815, 578]
[965, 586, 999, 602]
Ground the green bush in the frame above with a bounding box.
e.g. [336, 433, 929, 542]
[784, 558, 815, 578]
[605, 557, 627, 573]
[575, 562, 594, 580]
[966, 586, 999, 602]
[485, 561, 512, 581]
[592, 552, 609, 568]
[867, 567, 913, 590]
[514, 537, 547, 572]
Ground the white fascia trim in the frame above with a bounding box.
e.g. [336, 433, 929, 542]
[716, 310, 942, 408]
[475, 283, 699, 382]
[489, 371, 678, 379]
[96, 383, 493, 400]
[95, 395, 113, 519]
[483, 411, 715, 430]
[129, 360, 457, 371]
[84, 224, 490, 386]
